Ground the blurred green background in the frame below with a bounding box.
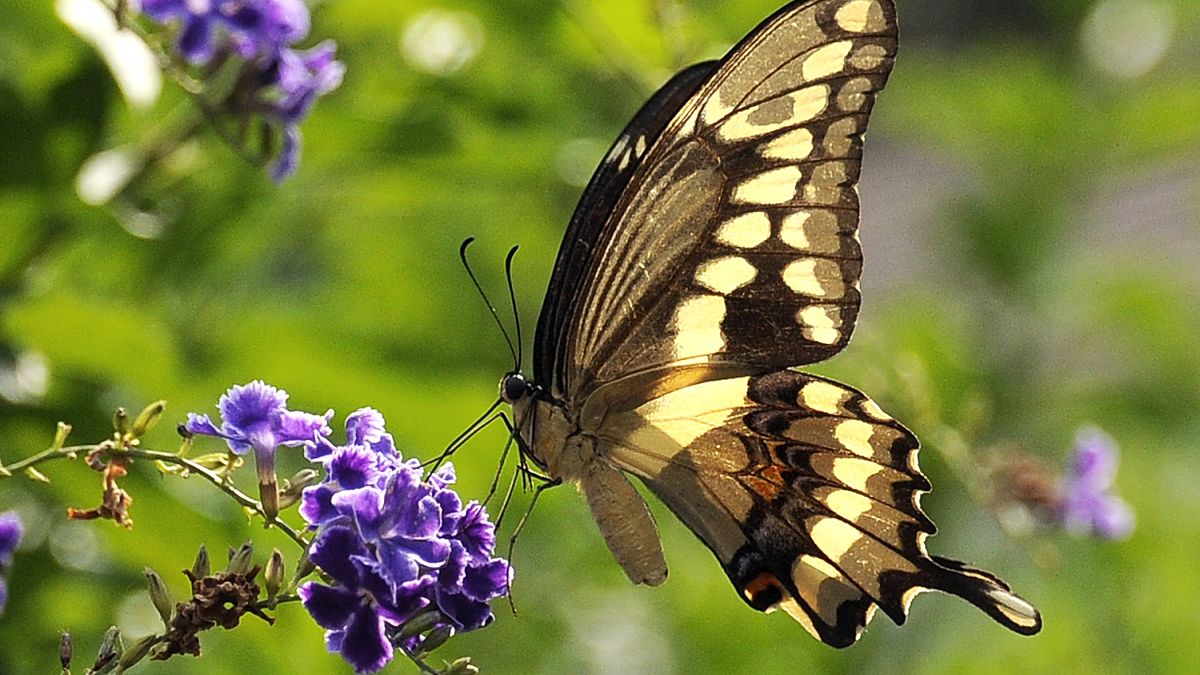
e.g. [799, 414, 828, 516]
[1, 0, 1198, 672]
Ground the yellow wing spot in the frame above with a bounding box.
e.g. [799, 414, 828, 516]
[799, 380, 848, 415]
[779, 209, 843, 253]
[732, 166, 802, 205]
[634, 134, 647, 156]
[783, 258, 844, 299]
[792, 554, 862, 626]
[797, 305, 841, 344]
[627, 377, 752, 458]
[824, 489, 874, 522]
[702, 89, 736, 126]
[671, 295, 726, 358]
[837, 76, 873, 112]
[715, 212, 772, 249]
[760, 127, 814, 161]
[849, 43, 889, 71]
[801, 40, 853, 82]
[717, 87, 829, 142]
[860, 397, 892, 421]
[695, 256, 758, 294]
[835, 419, 877, 458]
[831, 456, 881, 491]
[835, 0, 886, 33]
[810, 516, 863, 561]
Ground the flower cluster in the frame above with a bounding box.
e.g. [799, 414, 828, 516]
[185, 380, 332, 517]
[1059, 428, 1135, 540]
[299, 408, 511, 673]
[139, 0, 344, 180]
[0, 511, 23, 616]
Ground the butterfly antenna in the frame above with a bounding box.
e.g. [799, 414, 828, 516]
[426, 397, 505, 471]
[460, 237, 519, 367]
[503, 245, 523, 371]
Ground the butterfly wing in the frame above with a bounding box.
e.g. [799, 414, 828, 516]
[597, 369, 1042, 646]
[534, 0, 898, 404]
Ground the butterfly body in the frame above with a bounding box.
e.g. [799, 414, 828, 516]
[502, 0, 1042, 647]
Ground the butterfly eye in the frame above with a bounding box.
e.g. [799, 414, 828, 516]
[500, 373, 528, 403]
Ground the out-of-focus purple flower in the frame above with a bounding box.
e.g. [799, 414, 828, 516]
[185, 380, 331, 517]
[0, 511, 24, 617]
[264, 41, 345, 181]
[138, 0, 343, 180]
[299, 410, 510, 672]
[1059, 428, 1135, 540]
[141, 0, 306, 64]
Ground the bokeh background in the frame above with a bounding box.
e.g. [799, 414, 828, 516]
[1, 0, 1198, 672]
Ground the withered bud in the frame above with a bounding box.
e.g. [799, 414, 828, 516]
[191, 545, 211, 579]
[117, 634, 158, 670]
[264, 549, 285, 604]
[226, 542, 254, 575]
[131, 400, 167, 438]
[91, 626, 122, 673]
[175, 423, 193, 439]
[59, 630, 73, 670]
[444, 657, 480, 675]
[145, 568, 174, 628]
[112, 407, 128, 436]
[54, 421, 72, 450]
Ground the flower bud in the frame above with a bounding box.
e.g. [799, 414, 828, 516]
[278, 468, 321, 509]
[264, 548, 285, 604]
[227, 541, 254, 575]
[190, 544, 211, 579]
[444, 657, 480, 675]
[53, 422, 72, 450]
[24, 466, 49, 483]
[117, 634, 157, 670]
[112, 407, 128, 436]
[91, 626, 122, 673]
[131, 400, 167, 438]
[397, 609, 443, 639]
[144, 568, 173, 628]
[59, 630, 73, 670]
[418, 624, 454, 654]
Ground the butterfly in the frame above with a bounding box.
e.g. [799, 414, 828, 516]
[498, 0, 1042, 647]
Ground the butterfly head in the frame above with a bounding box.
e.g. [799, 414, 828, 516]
[499, 371, 530, 404]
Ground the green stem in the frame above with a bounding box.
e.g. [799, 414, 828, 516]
[1, 444, 309, 550]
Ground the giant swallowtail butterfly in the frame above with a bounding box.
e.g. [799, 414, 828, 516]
[499, 0, 1041, 646]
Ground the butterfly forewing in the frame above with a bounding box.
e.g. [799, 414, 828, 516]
[537, 0, 897, 403]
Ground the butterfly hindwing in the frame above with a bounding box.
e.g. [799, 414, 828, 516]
[535, 0, 898, 403]
[596, 369, 1040, 646]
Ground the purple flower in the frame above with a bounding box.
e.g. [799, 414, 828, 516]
[141, 0, 309, 64]
[185, 380, 331, 517]
[299, 411, 510, 672]
[1060, 428, 1135, 540]
[299, 526, 431, 674]
[264, 41, 345, 181]
[0, 511, 24, 617]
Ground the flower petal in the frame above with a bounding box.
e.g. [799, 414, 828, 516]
[345, 407, 386, 446]
[0, 511, 25, 562]
[435, 586, 494, 632]
[311, 526, 368, 588]
[278, 408, 333, 446]
[461, 559, 512, 602]
[339, 604, 393, 674]
[299, 484, 341, 528]
[299, 581, 360, 630]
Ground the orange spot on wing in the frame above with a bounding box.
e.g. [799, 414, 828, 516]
[743, 572, 787, 604]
